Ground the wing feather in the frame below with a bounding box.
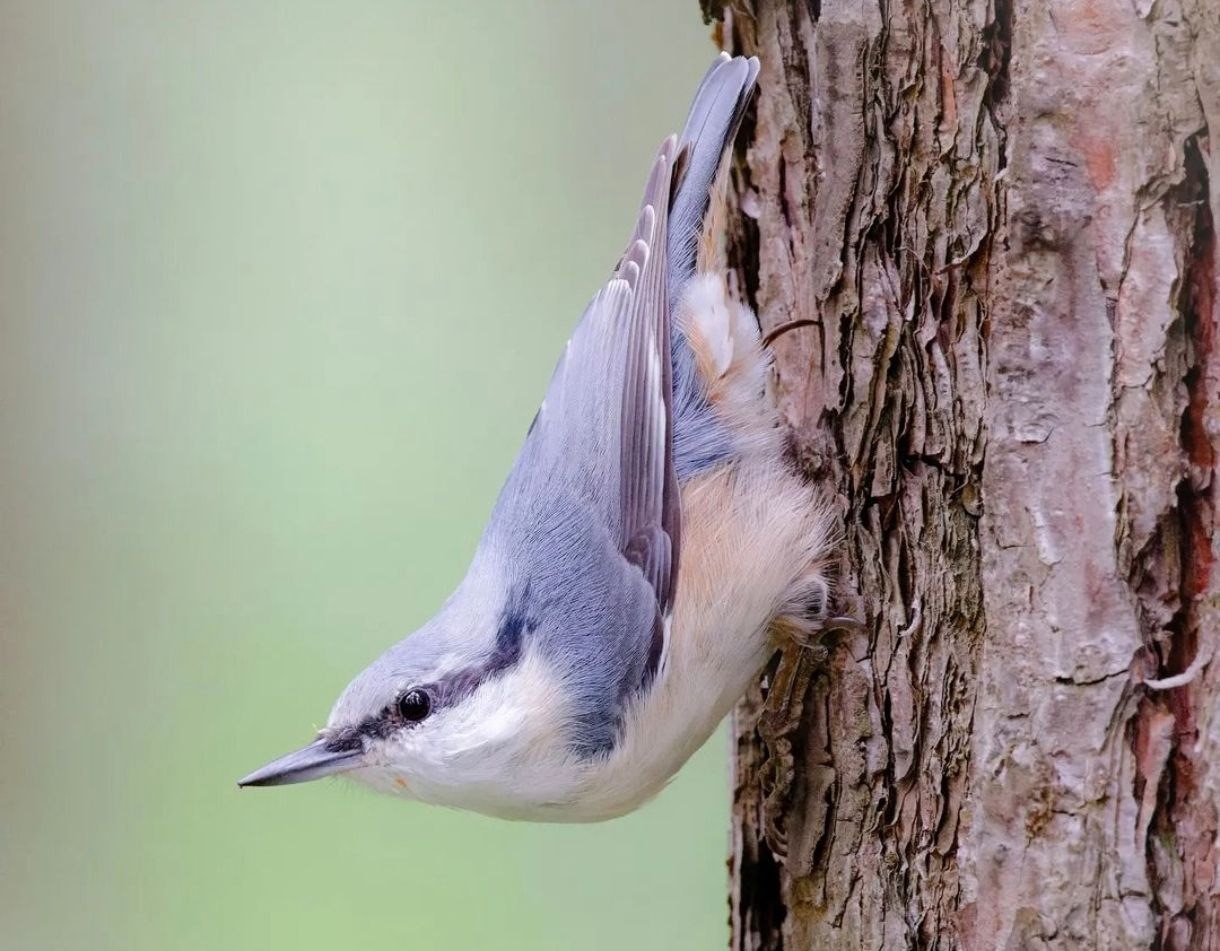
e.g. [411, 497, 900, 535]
[496, 136, 681, 667]
[472, 58, 757, 747]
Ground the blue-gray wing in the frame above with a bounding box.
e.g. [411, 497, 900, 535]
[489, 136, 681, 675]
[667, 53, 759, 306]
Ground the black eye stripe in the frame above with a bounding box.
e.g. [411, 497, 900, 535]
[323, 586, 537, 751]
[322, 723, 372, 752]
[388, 587, 535, 717]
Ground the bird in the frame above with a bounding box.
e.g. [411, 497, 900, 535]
[238, 53, 833, 822]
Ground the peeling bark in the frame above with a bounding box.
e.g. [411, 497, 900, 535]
[710, 0, 1220, 947]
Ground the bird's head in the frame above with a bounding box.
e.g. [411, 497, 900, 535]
[238, 577, 577, 817]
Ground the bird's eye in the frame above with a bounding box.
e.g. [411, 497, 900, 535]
[396, 688, 431, 723]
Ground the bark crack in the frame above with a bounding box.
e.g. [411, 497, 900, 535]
[1134, 130, 1218, 950]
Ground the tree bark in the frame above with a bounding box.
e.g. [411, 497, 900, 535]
[708, 0, 1220, 947]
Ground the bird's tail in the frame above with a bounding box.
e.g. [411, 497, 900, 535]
[666, 53, 760, 308]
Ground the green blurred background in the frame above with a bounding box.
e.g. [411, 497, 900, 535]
[0, 4, 730, 949]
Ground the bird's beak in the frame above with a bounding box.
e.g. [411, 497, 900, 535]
[237, 738, 362, 788]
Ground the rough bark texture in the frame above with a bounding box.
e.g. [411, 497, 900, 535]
[708, 0, 1220, 947]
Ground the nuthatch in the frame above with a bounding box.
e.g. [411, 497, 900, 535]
[239, 54, 832, 821]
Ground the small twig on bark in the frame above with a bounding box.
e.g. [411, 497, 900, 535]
[1141, 646, 1214, 691]
[761, 319, 816, 348]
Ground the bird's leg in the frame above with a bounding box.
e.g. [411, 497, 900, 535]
[770, 572, 865, 652]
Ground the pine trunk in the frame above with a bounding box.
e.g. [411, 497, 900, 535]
[708, 0, 1220, 947]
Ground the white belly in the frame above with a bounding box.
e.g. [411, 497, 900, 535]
[531, 458, 832, 822]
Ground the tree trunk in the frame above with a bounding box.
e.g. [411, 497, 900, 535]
[707, 0, 1220, 947]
